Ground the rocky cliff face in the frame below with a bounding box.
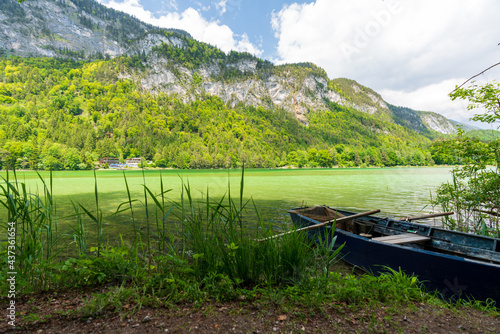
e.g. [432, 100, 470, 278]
[1, 0, 117, 57]
[388, 105, 429, 133]
[0, 0, 185, 58]
[419, 112, 457, 134]
[138, 54, 343, 126]
[0, 0, 458, 135]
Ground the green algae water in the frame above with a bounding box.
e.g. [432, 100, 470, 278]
[2, 167, 452, 218]
[0, 167, 454, 251]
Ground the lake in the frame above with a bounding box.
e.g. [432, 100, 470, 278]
[1, 167, 453, 224]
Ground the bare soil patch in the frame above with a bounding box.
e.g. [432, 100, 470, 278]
[1, 289, 499, 333]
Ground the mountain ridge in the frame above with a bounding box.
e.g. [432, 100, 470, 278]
[0, 0, 462, 136]
[0, 0, 189, 58]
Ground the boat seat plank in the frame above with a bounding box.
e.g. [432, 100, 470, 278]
[373, 233, 430, 245]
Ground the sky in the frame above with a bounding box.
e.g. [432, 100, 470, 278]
[96, 0, 500, 129]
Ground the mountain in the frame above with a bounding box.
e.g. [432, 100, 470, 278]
[0, 0, 188, 58]
[0, 0, 494, 170]
[388, 105, 457, 136]
[449, 120, 479, 132]
[1, 0, 460, 135]
[129, 36, 460, 136]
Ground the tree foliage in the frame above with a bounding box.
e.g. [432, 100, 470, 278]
[451, 81, 500, 124]
[0, 56, 443, 171]
[433, 81, 500, 237]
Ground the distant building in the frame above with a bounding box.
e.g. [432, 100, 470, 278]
[99, 158, 119, 166]
[98, 157, 142, 168]
[126, 157, 142, 168]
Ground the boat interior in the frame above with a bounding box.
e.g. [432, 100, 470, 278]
[291, 206, 500, 265]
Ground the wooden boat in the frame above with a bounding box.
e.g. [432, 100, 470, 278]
[289, 206, 500, 305]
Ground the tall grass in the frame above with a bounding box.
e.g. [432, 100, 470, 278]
[0, 169, 63, 280]
[434, 170, 500, 237]
[178, 193, 316, 286]
[0, 167, 330, 292]
[76, 170, 104, 257]
[160, 165, 320, 287]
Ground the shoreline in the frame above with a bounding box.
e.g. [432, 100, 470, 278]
[0, 164, 460, 173]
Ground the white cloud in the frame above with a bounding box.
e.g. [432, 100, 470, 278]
[381, 73, 500, 129]
[271, 0, 500, 125]
[380, 79, 470, 120]
[96, 0, 262, 56]
[163, 0, 178, 12]
[215, 0, 228, 16]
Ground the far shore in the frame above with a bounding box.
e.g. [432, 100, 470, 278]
[0, 164, 460, 173]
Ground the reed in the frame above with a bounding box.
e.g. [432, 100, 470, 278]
[0, 169, 63, 286]
[0, 168, 335, 296]
[68, 201, 87, 255]
[174, 173, 318, 287]
[76, 170, 104, 257]
[121, 170, 138, 246]
[434, 170, 500, 237]
[141, 176, 176, 258]
[141, 168, 151, 256]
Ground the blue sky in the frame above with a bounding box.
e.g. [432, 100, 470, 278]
[146, 0, 283, 57]
[97, 0, 285, 58]
[96, 0, 500, 128]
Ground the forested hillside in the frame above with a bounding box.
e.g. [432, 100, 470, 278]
[0, 56, 439, 170]
[2, 0, 498, 170]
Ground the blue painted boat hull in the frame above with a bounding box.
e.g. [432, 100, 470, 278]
[289, 207, 500, 305]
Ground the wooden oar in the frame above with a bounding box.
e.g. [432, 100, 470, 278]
[473, 209, 500, 217]
[401, 211, 454, 222]
[256, 209, 380, 242]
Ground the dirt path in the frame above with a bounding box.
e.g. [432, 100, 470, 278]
[1, 290, 499, 333]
